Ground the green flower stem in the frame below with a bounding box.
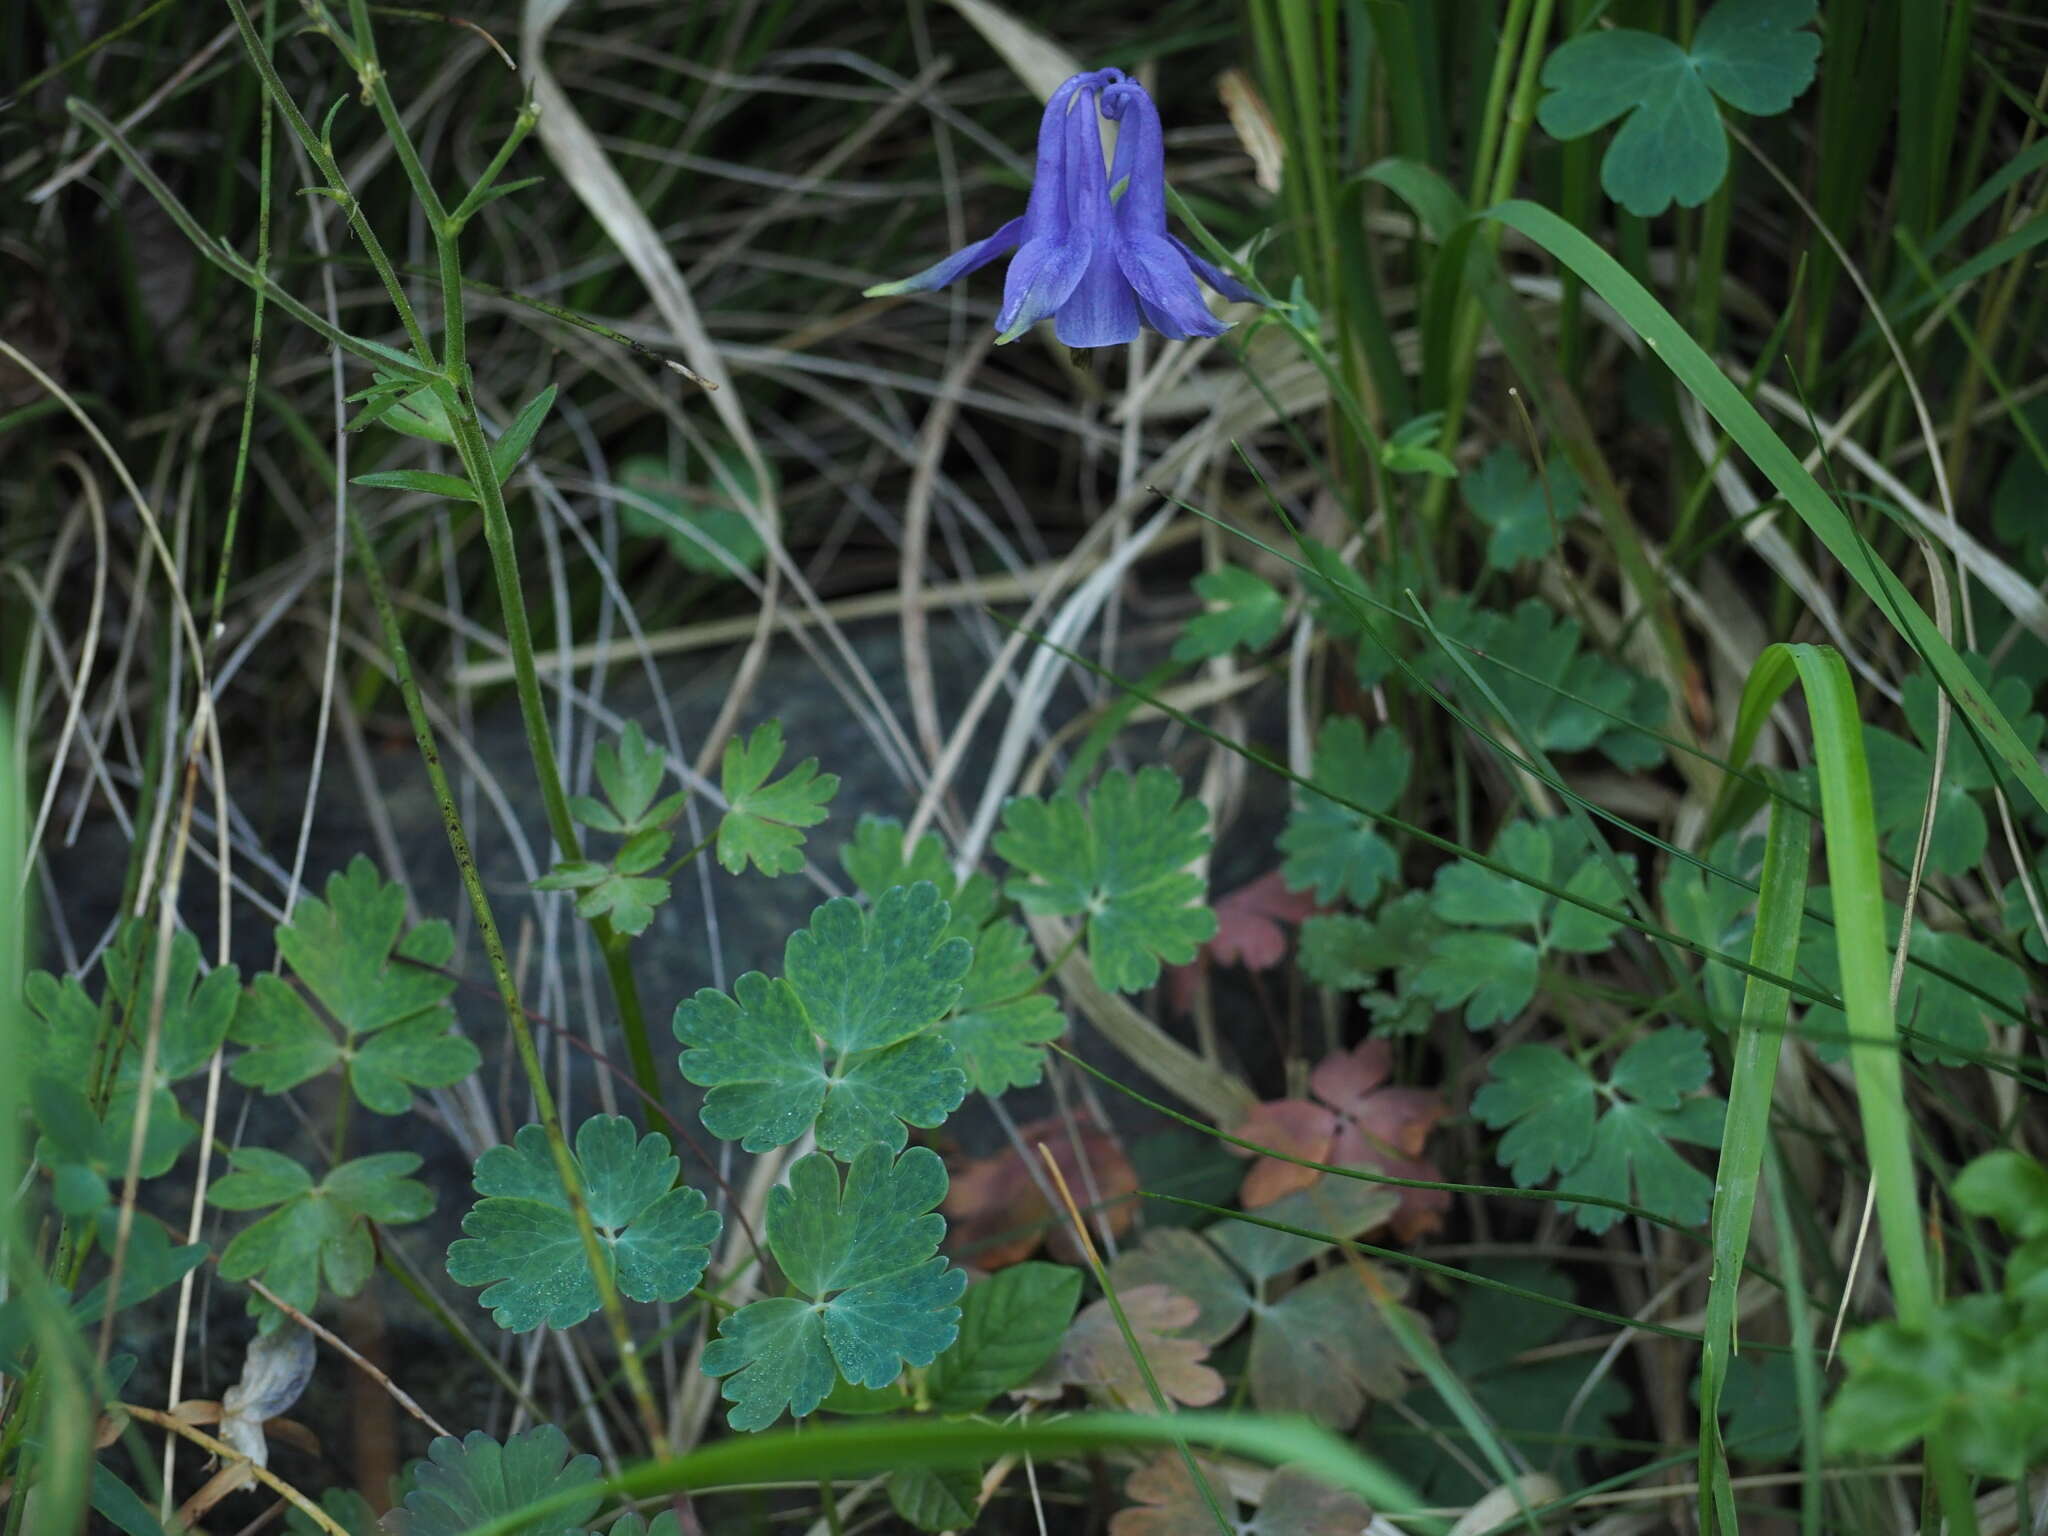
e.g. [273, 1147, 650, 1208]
[217, 0, 435, 368]
[327, 0, 662, 1111]
[199, 5, 665, 1435]
[342, 497, 668, 1456]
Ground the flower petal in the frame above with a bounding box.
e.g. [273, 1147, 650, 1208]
[1115, 232, 1227, 340]
[1053, 238, 1140, 347]
[1001, 73, 1119, 343]
[1169, 235, 1259, 304]
[1101, 79, 1169, 233]
[863, 217, 1024, 297]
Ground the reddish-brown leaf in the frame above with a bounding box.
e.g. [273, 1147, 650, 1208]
[1165, 868, 1317, 1014]
[943, 1111, 1139, 1268]
[1235, 1040, 1450, 1240]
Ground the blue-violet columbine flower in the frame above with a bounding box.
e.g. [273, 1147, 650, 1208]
[865, 69, 1256, 347]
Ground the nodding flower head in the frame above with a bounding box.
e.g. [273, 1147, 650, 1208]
[864, 70, 1257, 348]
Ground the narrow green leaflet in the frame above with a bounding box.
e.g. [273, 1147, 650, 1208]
[717, 719, 838, 876]
[701, 1145, 966, 1430]
[841, 816, 1058, 1092]
[1471, 1029, 1725, 1232]
[1462, 446, 1580, 571]
[675, 883, 971, 1159]
[1172, 565, 1286, 662]
[211, 1148, 432, 1326]
[228, 856, 478, 1114]
[446, 1115, 721, 1333]
[924, 1261, 1082, 1413]
[1414, 820, 1635, 1028]
[996, 766, 1217, 992]
[396, 1426, 601, 1536]
[1538, 0, 1821, 216]
[70, 1209, 207, 1331]
[1279, 716, 1410, 906]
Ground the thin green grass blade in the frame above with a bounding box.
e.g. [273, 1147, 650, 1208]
[1485, 200, 2048, 823]
[1697, 790, 1812, 1534]
[449, 1412, 1445, 1536]
[1719, 644, 1977, 1536]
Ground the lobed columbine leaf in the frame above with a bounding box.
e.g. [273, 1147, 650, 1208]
[228, 856, 478, 1114]
[23, 922, 241, 1192]
[717, 719, 839, 876]
[995, 766, 1217, 993]
[446, 1115, 721, 1333]
[701, 1144, 965, 1430]
[674, 882, 971, 1159]
[1279, 715, 1410, 907]
[1472, 1028, 1725, 1233]
[211, 1148, 432, 1328]
[1537, 0, 1821, 217]
[396, 1425, 600, 1536]
[841, 816, 1061, 1093]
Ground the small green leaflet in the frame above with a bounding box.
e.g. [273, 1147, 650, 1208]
[1428, 596, 1667, 770]
[887, 1466, 982, 1533]
[228, 856, 479, 1114]
[1279, 715, 1410, 906]
[30, 1074, 189, 1216]
[996, 766, 1217, 992]
[1297, 893, 1440, 1035]
[1172, 565, 1285, 662]
[23, 921, 241, 1187]
[547, 723, 687, 936]
[446, 1115, 721, 1333]
[1415, 820, 1635, 1029]
[675, 883, 971, 1159]
[1865, 661, 2044, 876]
[701, 1144, 966, 1430]
[1538, 0, 1822, 216]
[717, 720, 839, 876]
[1800, 892, 2027, 1066]
[616, 449, 770, 578]
[535, 830, 673, 938]
[923, 1261, 1082, 1413]
[1380, 410, 1458, 478]
[840, 816, 1062, 1094]
[568, 722, 686, 838]
[211, 1148, 433, 1327]
[396, 1426, 600, 1536]
[1462, 446, 1581, 571]
[1471, 1028, 1725, 1232]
